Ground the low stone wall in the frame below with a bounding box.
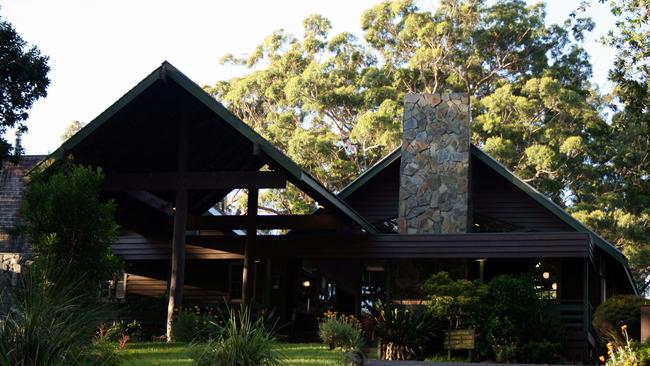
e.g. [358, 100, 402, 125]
[0, 253, 23, 313]
[0, 253, 22, 286]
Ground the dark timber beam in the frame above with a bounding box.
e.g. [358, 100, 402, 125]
[125, 190, 174, 216]
[242, 188, 258, 307]
[186, 214, 346, 231]
[103, 171, 286, 191]
[166, 120, 189, 342]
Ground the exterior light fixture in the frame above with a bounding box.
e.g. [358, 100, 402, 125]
[542, 272, 550, 279]
[535, 262, 541, 268]
[302, 280, 311, 287]
[552, 283, 557, 290]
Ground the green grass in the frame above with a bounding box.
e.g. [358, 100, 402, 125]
[120, 342, 193, 366]
[119, 342, 344, 366]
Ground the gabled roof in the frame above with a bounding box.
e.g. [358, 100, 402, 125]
[339, 144, 636, 292]
[36, 61, 376, 234]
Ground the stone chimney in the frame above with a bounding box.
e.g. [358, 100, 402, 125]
[398, 93, 470, 234]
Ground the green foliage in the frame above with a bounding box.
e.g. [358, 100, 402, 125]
[103, 320, 142, 343]
[192, 306, 283, 366]
[0, 13, 49, 162]
[421, 271, 487, 329]
[593, 295, 649, 345]
[172, 312, 201, 343]
[636, 338, 650, 366]
[211, 0, 597, 214]
[475, 275, 563, 362]
[317, 312, 363, 352]
[373, 302, 437, 360]
[21, 162, 120, 291]
[0, 264, 112, 366]
[171, 307, 221, 342]
[60, 120, 84, 142]
[571, 0, 650, 294]
[518, 340, 562, 364]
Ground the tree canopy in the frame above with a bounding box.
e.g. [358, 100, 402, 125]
[211, 0, 650, 292]
[0, 12, 49, 161]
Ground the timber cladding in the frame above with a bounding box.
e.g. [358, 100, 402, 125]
[246, 232, 593, 259]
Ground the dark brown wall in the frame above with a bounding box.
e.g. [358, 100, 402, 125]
[344, 160, 400, 227]
[471, 157, 573, 232]
[342, 154, 574, 233]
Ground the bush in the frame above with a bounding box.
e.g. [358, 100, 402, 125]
[102, 320, 142, 343]
[594, 295, 648, 345]
[518, 340, 562, 364]
[172, 307, 220, 342]
[21, 162, 119, 292]
[636, 338, 650, 366]
[477, 275, 550, 359]
[192, 306, 282, 366]
[421, 271, 487, 329]
[374, 302, 437, 360]
[318, 311, 363, 351]
[0, 264, 111, 366]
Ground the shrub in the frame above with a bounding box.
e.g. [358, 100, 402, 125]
[192, 306, 282, 366]
[103, 320, 142, 342]
[173, 311, 200, 342]
[373, 302, 437, 360]
[421, 271, 487, 329]
[0, 264, 110, 366]
[636, 338, 650, 366]
[172, 307, 221, 342]
[21, 162, 119, 292]
[318, 312, 363, 351]
[518, 340, 562, 364]
[477, 275, 550, 359]
[594, 295, 648, 345]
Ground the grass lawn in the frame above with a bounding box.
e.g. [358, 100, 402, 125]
[120, 342, 344, 366]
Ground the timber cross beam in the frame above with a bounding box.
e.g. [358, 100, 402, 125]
[103, 171, 286, 191]
[186, 214, 346, 231]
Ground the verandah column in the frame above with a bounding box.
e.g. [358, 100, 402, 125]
[242, 188, 258, 307]
[166, 119, 189, 341]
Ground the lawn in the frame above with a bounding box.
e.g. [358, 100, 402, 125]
[120, 342, 344, 366]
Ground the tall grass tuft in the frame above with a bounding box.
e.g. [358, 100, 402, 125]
[0, 259, 117, 366]
[192, 306, 283, 366]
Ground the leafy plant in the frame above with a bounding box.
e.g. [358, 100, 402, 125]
[593, 295, 648, 345]
[192, 306, 283, 366]
[172, 306, 221, 342]
[318, 311, 363, 352]
[102, 320, 142, 342]
[421, 271, 487, 329]
[600, 325, 639, 366]
[0, 261, 112, 366]
[21, 162, 120, 292]
[476, 275, 547, 357]
[373, 302, 437, 360]
[518, 340, 562, 364]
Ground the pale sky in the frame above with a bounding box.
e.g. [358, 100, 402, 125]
[2, 0, 615, 155]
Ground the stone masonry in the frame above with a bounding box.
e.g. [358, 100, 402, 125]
[398, 93, 470, 234]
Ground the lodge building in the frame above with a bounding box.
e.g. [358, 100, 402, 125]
[0, 62, 636, 361]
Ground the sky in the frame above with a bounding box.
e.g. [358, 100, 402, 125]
[2, 0, 616, 155]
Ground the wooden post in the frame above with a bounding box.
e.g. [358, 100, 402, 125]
[166, 120, 189, 341]
[242, 188, 258, 307]
[582, 259, 590, 359]
[641, 305, 650, 342]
